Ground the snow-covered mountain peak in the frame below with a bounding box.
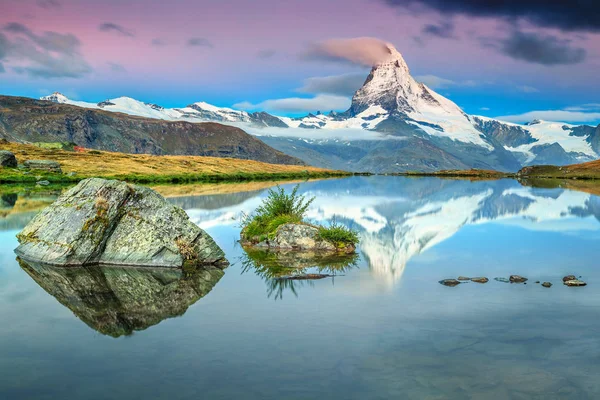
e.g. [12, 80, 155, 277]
[41, 92, 70, 103]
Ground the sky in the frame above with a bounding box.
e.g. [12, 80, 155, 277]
[0, 0, 599, 124]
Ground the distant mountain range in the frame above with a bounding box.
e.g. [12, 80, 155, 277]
[0, 96, 303, 166]
[27, 43, 600, 172]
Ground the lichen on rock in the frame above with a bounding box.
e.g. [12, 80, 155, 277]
[15, 177, 227, 268]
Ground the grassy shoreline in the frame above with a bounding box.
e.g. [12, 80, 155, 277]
[0, 169, 352, 184]
[392, 169, 514, 180]
[0, 141, 351, 184]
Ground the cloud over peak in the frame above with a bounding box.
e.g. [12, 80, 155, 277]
[301, 37, 394, 67]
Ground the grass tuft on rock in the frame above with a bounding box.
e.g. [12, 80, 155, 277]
[241, 185, 359, 247]
[241, 185, 313, 241]
[317, 221, 360, 248]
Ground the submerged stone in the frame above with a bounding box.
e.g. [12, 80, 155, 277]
[15, 178, 227, 268]
[564, 279, 587, 287]
[470, 277, 489, 284]
[439, 279, 461, 287]
[457, 276, 470, 281]
[494, 277, 510, 283]
[278, 273, 333, 280]
[509, 275, 528, 283]
[542, 282, 552, 288]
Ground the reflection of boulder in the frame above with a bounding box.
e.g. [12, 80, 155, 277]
[241, 247, 358, 299]
[1, 193, 17, 209]
[18, 258, 225, 337]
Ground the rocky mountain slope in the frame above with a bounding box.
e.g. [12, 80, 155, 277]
[0, 96, 303, 165]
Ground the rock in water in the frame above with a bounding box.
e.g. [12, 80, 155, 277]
[542, 282, 552, 288]
[15, 178, 227, 267]
[509, 275, 528, 283]
[439, 279, 461, 287]
[24, 160, 63, 173]
[248, 223, 355, 253]
[564, 279, 587, 287]
[0, 150, 17, 168]
[457, 276, 471, 281]
[562, 275, 577, 282]
[470, 277, 489, 283]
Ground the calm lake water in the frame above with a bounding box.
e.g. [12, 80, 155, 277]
[1, 176, 600, 399]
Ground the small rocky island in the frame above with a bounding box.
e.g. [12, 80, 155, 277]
[240, 185, 358, 254]
[16, 178, 227, 268]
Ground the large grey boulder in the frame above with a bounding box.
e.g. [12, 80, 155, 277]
[23, 159, 62, 173]
[0, 150, 17, 168]
[15, 178, 227, 267]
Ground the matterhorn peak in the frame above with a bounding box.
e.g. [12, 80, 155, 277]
[349, 44, 419, 115]
[376, 43, 409, 69]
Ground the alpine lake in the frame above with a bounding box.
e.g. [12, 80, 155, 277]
[1, 175, 600, 399]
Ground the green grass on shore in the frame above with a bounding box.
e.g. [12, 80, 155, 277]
[0, 167, 350, 185]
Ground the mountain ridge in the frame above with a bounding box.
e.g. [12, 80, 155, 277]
[35, 43, 600, 172]
[0, 95, 304, 166]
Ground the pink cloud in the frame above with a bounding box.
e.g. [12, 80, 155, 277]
[302, 37, 394, 67]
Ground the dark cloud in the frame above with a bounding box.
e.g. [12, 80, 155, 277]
[412, 36, 425, 47]
[151, 38, 166, 46]
[1, 22, 92, 78]
[0, 32, 7, 59]
[422, 21, 455, 39]
[297, 73, 366, 96]
[107, 62, 126, 72]
[187, 37, 213, 48]
[37, 0, 61, 9]
[4, 22, 29, 35]
[98, 22, 134, 37]
[484, 30, 587, 65]
[382, 0, 600, 32]
[257, 49, 276, 59]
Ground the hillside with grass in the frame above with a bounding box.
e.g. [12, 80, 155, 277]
[518, 160, 600, 180]
[0, 141, 350, 184]
[0, 95, 302, 165]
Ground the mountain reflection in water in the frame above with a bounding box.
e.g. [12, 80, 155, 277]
[18, 258, 224, 337]
[181, 177, 600, 288]
[3, 176, 600, 399]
